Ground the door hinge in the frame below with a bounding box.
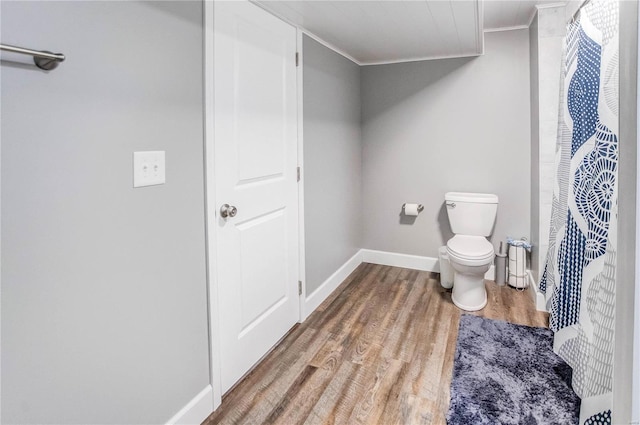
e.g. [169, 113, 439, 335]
[295, 52, 299, 67]
[297, 166, 301, 182]
[298, 280, 303, 295]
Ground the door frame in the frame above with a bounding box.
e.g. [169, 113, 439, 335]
[296, 29, 307, 321]
[203, 0, 305, 409]
[203, 0, 223, 409]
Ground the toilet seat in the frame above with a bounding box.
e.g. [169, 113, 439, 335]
[447, 235, 494, 266]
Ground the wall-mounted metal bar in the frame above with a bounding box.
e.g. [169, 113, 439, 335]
[570, 0, 591, 23]
[0, 43, 65, 70]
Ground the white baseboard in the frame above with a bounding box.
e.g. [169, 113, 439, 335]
[166, 385, 214, 425]
[361, 249, 438, 271]
[487, 265, 495, 281]
[360, 249, 495, 280]
[302, 250, 363, 320]
[527, 270, 548, 312]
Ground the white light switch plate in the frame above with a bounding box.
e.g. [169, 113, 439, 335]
[133, 151, 165, 188]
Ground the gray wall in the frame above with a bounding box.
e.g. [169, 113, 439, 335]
[361, 30, 531, 257]
[303, 35, 362, 295]
[1, 2, 210, 423]
[530, 15, 540, 279]
[615, 0, 638, 422]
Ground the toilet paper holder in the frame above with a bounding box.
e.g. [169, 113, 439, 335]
[402, 203, 424, 213]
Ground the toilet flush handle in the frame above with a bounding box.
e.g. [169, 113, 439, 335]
[446, 202, 456, 208]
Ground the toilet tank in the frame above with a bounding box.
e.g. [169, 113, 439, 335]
[445, 192, 499, 236]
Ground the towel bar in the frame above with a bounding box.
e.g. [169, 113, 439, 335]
[1, 43, 65, 70]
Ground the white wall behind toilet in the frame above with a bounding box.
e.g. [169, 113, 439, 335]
[361, 30, 531, 258]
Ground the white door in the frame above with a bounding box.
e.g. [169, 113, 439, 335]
[214, 0, 299, 393]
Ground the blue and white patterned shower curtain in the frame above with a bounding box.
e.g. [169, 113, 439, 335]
[539, 1, 619, 423]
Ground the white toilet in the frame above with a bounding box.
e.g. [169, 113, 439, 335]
[445, 192, 499, 311]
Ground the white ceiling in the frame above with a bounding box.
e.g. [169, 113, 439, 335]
[255, 0, 483, 64]
[254, 1, 571, 65]
[484, 0, 568, 31]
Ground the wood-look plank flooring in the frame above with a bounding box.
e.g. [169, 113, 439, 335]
[203, 263, 549, 425]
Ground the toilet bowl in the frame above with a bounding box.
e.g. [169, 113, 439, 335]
[444, 192, 499, 312]
[446, 235, 494, 311]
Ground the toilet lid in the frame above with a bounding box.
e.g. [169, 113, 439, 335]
[447, 235, 494, 260]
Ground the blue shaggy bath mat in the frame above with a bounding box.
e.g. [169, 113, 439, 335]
[447, 315, 580, 425]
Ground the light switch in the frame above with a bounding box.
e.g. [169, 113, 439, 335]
[133, 151, 165, 188]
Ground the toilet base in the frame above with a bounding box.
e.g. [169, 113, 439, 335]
[451, 271, 488, 311]
[452, 292, 487, 311]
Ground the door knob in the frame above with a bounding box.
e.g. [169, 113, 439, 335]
[220, 204, 238, 218]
